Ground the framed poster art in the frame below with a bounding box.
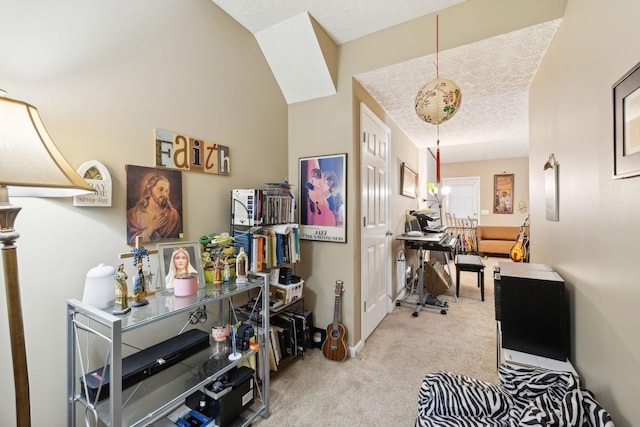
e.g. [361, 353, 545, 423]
[299, 153, 346, 242]
[493, 174, 514, 214]
[157, 241, 204, 290]
[613, 60, 640, 179]
[400, 162, 418, 198]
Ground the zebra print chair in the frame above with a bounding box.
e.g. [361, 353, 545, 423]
[416, 364, 614, 427]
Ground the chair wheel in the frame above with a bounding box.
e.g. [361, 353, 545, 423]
[412, 312, 419, 317]
[440, 310, 447, 315]
[396, 301, 401, 306]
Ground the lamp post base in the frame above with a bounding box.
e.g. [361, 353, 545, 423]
[1, 188, 32, 427]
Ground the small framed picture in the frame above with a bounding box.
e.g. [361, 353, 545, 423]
[493, 174, 514, 214]
[400, 162, 418, 198]
[613, 60, 640, 179]
[157, 241, 204, 290]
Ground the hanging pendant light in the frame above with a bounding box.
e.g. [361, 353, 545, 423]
[414, 15, 462, 183]
[415, 78, 462, 125]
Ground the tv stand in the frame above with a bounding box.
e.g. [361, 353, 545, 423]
[497, 322, 577, 376]
[494, 262, 572, 373]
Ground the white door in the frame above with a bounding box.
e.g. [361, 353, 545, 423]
[443, 177, 480, 224]
[360, 103, 391, 341]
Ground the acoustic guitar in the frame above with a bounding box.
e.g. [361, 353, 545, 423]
[510, 215, 530, 262]
[322, 281, 348, 362]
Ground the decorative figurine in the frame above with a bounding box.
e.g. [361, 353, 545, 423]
[113, 264, 131, 315]
[223, 257, 231, 283]
[213, 256, 224, 287]
[131, 246, 150, 307]
[236, 247, 248, 284]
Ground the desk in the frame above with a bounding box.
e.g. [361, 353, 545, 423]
[396, 233, 457, 317]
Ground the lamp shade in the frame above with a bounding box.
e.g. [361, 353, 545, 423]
[414, 78, 462, 125]
[0, 93, 94, 197]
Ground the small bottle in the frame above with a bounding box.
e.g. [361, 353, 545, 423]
[236, 247, 248, 284]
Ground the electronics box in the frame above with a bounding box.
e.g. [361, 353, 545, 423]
[495, 262, 568, 361]
[231, 189, 262, 226]
[270, 280, 304, 305]
[201, 367, 255, 427]
[81, 329, 209, 402]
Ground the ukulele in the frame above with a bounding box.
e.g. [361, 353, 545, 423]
[510, 215, 530, 262]
[322, 281, 348, 362]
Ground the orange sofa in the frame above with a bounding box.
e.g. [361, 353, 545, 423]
[476, 226, 525, 256]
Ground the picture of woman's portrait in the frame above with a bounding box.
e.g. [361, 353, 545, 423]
[157, 242, 204, 289]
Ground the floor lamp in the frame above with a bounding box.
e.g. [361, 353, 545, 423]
[0, 91, 94, 427]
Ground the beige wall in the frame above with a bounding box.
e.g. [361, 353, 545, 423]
[0, 0, 288, 423]
[529, 0, 640, 425]
[442, 157, 529, 227]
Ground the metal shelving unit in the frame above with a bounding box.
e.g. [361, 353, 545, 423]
[67, 272, 270, 427]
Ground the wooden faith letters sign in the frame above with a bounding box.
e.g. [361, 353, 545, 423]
[155, 129, 230, 175]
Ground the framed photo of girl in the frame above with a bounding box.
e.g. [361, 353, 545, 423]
[493, 174, 514, 214]
[299, 153, 346, 243]
[157, 242, 204, 290]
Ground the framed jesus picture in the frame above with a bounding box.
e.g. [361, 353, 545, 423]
[126, 165, 184, 244]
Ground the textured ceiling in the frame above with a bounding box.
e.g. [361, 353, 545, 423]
[212, 0, 561, 163]
[356, 19, 562, 163]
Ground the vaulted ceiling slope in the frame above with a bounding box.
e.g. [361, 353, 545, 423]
[212, 0, 465, 104]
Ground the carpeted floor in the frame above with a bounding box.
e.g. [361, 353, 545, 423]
[253, 256, 504, 426]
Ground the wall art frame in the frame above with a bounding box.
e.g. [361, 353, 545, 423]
[544, 154, 559, 221]
[400, 162, 418, 198]
[157, 241, 204, 290]
[126, 164, 184, 244]
[73, 160, 112, 207]
[613, 60, 640, 179]
[493, 174, 514, 214]
[299, 153, 347, 243]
